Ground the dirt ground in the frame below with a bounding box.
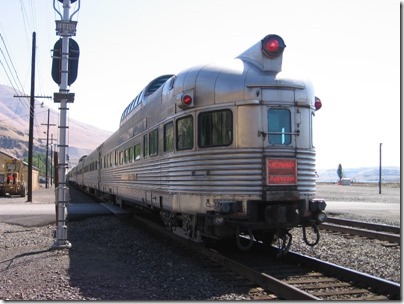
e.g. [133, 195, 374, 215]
[315, 183, 400, 225]
[315, 183, 400, 204]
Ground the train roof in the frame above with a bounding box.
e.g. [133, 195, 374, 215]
[119, 34, 290, 126]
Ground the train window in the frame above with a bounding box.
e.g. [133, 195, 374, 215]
[164, 122, 174, 152]
[149, 129, 158, 156]
[198, 110, 232, 147]
[119, 151, 124, 165]
[168, 76, 176, 90]
[134, 144, 141, 160]
[267, 109, 291, 145]
[124, 149, 128, 163]
[143, 135, 148, 157]
[176, 115, 193, 150]
[128, 147, 134, 162]
[115, 151, 118, 166]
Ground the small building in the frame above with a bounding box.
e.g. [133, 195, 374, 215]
[341, 177, 351, 186]
[0, 150, 39, 191]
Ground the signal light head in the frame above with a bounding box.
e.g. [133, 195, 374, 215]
[261, 35, 286, 59]
[315, 96, 322, 111]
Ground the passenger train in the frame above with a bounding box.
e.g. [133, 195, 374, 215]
[67, 34, 327, 251]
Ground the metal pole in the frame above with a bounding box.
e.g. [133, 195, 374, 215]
[50, 134, 53, 187]
[27, 32, 36, 202]
[45, 109, 50, 188]
[52, 0, 72, 249]
[379, 143, 382, 194]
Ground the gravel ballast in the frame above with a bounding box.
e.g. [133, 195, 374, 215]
[1, 217, 256, 300]
[0, 184, 400, 300]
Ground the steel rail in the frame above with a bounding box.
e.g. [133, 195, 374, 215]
[326, 217, 400, 234]
[319, 223, 400, 244]
[283, 249, 401, 300]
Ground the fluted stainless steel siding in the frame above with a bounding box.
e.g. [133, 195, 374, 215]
[99, 149, 263, 199]
[95, 148, 316, 203]
[296, 149, 317, 195]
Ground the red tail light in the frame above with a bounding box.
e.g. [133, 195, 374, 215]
[261, 35, 286, 59]
[315, 96, 322, 111]
[182, 95, 193, 105]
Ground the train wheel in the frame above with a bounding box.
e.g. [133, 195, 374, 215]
[235, 226, 254, 251]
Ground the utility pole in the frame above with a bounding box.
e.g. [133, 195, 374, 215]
[51, 0, 80, 249]
[41, 109, 56, 188]
[28, 32, 36, 202]
[14, 33, 52, 202]
[379, 143, 382, 194]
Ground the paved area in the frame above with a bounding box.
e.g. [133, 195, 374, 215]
[0, 186, 126, 227]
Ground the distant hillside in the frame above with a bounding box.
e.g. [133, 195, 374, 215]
[316, 167, 400, 183]
[0, 84, 112, 168]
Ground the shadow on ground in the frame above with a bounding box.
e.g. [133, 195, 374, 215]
[66, 188, 252, 300]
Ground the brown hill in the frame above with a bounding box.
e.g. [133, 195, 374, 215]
[0, 84, 112, 167]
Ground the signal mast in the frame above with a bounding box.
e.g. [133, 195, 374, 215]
[51, 0, 80, 249]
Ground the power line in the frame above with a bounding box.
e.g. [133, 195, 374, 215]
[19, 0, 33, 44]
[0, 34, 26, 93]
[0, 32, 31, 127]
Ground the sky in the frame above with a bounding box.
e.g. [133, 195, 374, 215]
[0, 0, 401, 170]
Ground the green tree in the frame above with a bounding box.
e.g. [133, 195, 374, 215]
[337, 163, 343, 182]
[24, 154, 48, 176]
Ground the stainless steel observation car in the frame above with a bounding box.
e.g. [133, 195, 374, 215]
[68, 34, 327, 251]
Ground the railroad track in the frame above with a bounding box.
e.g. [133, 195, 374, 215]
[320, 217, 400, 244]
[128, 212, 400, 300]
[231, 247, 399, 300]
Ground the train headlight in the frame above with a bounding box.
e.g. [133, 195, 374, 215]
[315, 211, 327, 224]
[261, 35, 286, 59]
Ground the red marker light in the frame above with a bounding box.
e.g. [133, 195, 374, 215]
[261, 34, 285, 59]
[182, 95, 192, 105]
[265, 39, 279, 53]
[315, 96, 322, 111]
